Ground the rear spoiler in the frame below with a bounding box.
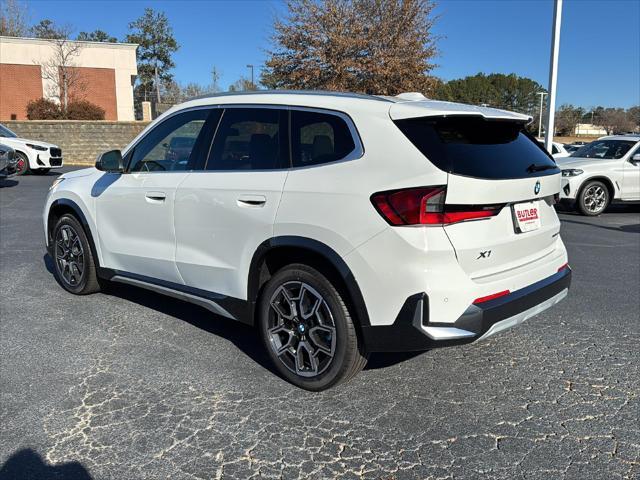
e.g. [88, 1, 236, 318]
[389, 100, 533, 124]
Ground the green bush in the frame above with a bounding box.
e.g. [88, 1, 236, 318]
[65, 100, 105, 120]
[26, 98, 61, 120]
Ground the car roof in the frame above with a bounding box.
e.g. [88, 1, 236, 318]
[597, 134, 640, 141]
[174, 90, 533, 123]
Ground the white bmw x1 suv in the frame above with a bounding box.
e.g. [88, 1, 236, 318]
[44, 91, 571, 390]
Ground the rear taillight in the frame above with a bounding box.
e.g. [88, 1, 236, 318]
[371, 186, 502, 226]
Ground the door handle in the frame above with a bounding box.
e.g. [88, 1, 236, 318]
[145, 191, 167, 203]
[237, 194, 267, 207]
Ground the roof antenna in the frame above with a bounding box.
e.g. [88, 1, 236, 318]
[395, 92, 428, 101]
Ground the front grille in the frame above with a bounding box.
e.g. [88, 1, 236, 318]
[50, 147, 62, 158]
[50, 157, 62, 166]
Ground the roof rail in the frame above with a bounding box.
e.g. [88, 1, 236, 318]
[187, 89, 393, 103]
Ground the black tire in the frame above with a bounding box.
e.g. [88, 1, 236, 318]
[258, 263, 368, 391]
[52, 214, 101, 295]
[34, 168, 51, 175]
[14, 152, 30, 176]
[577, 180, 610, 216]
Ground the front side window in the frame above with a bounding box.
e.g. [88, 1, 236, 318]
[291, 110, 357, 167]
[571, 140, 637, 159]
[128, 109, 211, 172]
[206, 108, 286, 171]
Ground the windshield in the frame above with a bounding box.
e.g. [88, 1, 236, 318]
[0, 124, 17, 138]
[571, 140, 636, 159]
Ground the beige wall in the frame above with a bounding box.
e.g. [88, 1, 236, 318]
[5, 120, 149, 164]
[0, 36, 137, 120]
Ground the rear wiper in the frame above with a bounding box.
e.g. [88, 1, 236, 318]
[527, 163, 557, 173]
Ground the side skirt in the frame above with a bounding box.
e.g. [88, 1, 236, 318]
[98, 268, 255, 326]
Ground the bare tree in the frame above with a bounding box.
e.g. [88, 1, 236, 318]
[0, 0, 29, 36]
[593, 108, 635, 135]
[554, 104, 585, 136]
[40, 34, 87, 114]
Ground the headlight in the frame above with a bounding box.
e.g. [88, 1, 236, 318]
[562, 169, 583, 177]
[49, 177, 65, 190]
[26, 143, 48, 151]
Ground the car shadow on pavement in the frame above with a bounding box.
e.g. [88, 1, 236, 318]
[560, 218, 640, 233]
[0, 178, 18, 188]
[0, 448, 92, 480]
[43, 253, 430, 374]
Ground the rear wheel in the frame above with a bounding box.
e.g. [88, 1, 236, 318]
[14, 152, 30, 175]
[258, 264, 368, 391]
[577, 180, 610, 216]
[52, 214, 101, 295]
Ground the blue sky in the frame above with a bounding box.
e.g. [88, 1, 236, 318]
[28, 0, 640, 108]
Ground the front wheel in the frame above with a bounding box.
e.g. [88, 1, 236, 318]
[577, 180, 610, 216]
[14, 152, 30, 175]
[258, 264, 368, 391]
[52, 214, 101, 295]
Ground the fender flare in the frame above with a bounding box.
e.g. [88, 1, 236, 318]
[248, 236, 371, 326]
[48, 198, 100, 267]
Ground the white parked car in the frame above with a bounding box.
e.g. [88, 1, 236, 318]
[0, 143, 17, 177]
[44, 91, 571, 390]
[557, 135, 640, 215]
[537, 139, 569, 159]
[0, 124, 64, 175]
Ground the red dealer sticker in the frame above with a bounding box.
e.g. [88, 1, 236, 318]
[513, 201, 541, 233]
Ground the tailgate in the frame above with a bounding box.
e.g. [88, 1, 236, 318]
[444, 173, 562, 279]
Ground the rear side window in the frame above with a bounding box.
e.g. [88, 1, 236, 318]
[395, 117, 560, 179]
[291, 110, 357, 167]
[206, 108, 287, 171]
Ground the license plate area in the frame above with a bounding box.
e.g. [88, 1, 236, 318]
[512, 201, 541, 233]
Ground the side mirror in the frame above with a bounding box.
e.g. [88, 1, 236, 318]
[630, 153, 640, 166]
[95, 150, 123, 172]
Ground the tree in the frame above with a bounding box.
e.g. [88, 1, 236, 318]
[40, 37, 86, 113]
[125, 8, 179, 104]
[555, 104, 585, 136]
[77, 29, 117, 42]
[31, 19, 68, 39]
[593, 108, 635, 134]
[262, 0, 439, 95]
[0, 0, 29, 37]
[627, 106, 640, 131]
[228, 76, 257, 92]
[433, 73, 546, 119]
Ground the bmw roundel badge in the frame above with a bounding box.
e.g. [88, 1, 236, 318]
[534, 180, 541, 195]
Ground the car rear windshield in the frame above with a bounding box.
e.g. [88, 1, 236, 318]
[394, 116, 560, 179]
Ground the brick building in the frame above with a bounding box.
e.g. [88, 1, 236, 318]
[0, 36, 137, 121]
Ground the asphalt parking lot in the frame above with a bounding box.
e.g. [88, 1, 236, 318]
[1, 168, 638, 480]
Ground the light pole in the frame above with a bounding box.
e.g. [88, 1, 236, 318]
[537, 92, 547, 138]
[544, 0, 563, 153]
[246, 64, 254, 89]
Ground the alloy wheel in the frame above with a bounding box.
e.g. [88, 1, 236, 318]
[583, 185, 607, 214]
[267, 281, 337, 378]
[55, 225, 85, 286]
[15, 155, 27, 175]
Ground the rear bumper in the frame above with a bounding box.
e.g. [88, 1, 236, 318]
[361, 267, 571, 352]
